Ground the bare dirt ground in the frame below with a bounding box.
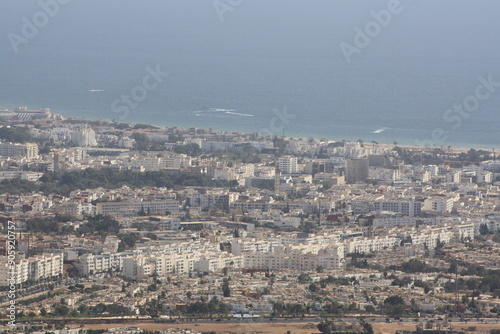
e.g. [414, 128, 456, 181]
[370, 321, 500, 334]
[83, 321, 319, 334]
[81, 320, 500, 334]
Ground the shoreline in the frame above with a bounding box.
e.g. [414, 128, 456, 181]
[2, 104, 498, 153]
[67, 113, 499, 153]
[67, 114, 495, 154]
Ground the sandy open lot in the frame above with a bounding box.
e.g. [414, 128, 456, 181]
[81, 320, 500, 334]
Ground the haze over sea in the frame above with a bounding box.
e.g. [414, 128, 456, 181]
[1, 0, 500, 149]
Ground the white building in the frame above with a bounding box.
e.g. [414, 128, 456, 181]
[0, 253, 63, 285]
[201, 141, 234, 152]
[243, 243, 344, 270]
[373, 216, 417, 228]
[96, 199, 180, 216]
[70, 126, 97, 147]
[117, 136, 135, 148]
[480, 160, 500, 172]
[159, 154, 191, 169]
[130, 157, 160, 171]
[76, 253, 127, 276]
[257, 212, 301, 229]
[423, 197, 454, 213]
[187, 191, 235, 210]
[351, 196, 423, 217]
[424, 165, 439, 177]
[0, 142, 39, 159]
[477, 171, 493, 184]
[0, 171, 44, 181]
[278, 156, 298, 174]
[343, 235, 397, 254]
[230, 239, 277, 256]
[121, 252, 243, 278]
[58, 202, 95, 216]
[445, 171, 461, 183]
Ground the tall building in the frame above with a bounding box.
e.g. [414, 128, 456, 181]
[278, 156, 298, 174]
[346, 158, 369, 184]
[70, 125, 97, 147]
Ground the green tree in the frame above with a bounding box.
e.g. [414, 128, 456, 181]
[297, 273, 312, 284]
[363, 323, 374, 334]
[222, 279, 231, 297]
[365, 305, 376, 313]
[479, 223, 490, 235]
[53, 305, 70, 316]
[317, 320, 335, 334]
[0, 127, 32, 143]
[384, 295, 405, 306]
[173, 143, 201, 157]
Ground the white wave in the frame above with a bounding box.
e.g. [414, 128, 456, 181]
[209, 108, 236, 112]
[372, 127, 390, 134]
[225, 111, 254, 117]
[194, 109, 230, 114]
[89, 89, 104, 92]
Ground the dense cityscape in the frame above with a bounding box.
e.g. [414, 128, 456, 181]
[0, 107, 500, 334]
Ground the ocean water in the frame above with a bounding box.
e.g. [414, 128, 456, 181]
[1, 0, 500, 149]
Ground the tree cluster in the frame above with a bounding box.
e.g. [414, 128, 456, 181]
[185, 299, 230, 315]
[0, 168, 236, 195]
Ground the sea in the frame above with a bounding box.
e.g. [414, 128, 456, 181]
[1, 0, 500, 149]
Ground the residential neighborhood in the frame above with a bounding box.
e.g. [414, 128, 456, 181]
[1, 110, 500, 334]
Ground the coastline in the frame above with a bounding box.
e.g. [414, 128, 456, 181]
[62, 113, 494, 155]
[1, 101, 497, 152]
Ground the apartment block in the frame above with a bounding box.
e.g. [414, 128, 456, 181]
[346, 158, 369, 184]
[187, 191, 234, 210]
[121, 252, 242, 279]
[243, 243, 344, 270]
[70, 126, 97, 147]
[159, 154, 192, 169]
[423, 197, 454, 213]
[0, 253, 63, 285]
[96, 199, 180, 216]
[76, 253, 127, 276]
[278, 156, 298, 174]
[344, 235, 397, 254]
[352, 196, 423, 217]
[0, 142, 39, 159]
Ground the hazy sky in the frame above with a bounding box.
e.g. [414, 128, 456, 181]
[2, 0, 499, 65]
